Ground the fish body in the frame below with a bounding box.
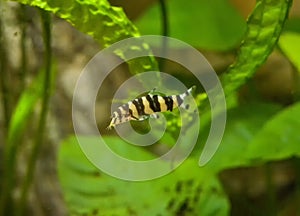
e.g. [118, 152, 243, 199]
[107, 86, 195, 129]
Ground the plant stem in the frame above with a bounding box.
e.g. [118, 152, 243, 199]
[158, 0, 168, 72]
[18, 4, 28, 93]
[0, 1, 11, 132]
[293, 158, 300, 215]
[159, 0, 168, 38]
[0, 2, 13, 215]
[16, 9, 52, 216]
[265, 163, 277, 216]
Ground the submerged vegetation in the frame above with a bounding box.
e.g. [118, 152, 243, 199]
[0, 0, 300, 215]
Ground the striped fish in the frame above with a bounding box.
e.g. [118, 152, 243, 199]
[107, 86, 196, 129]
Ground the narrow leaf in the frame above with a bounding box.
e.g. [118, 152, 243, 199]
[221, 0, 292, 98]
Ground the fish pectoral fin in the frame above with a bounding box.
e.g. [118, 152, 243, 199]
[137, 115, 149, 121]
[130, 115, 140, 121]
[150, 113, 160, 119]
[107, 120, 115, 130]
[107, 114, 133, 129]
[148, 87, 157, 96]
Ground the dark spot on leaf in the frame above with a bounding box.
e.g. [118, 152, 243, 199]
[176, 198, 190, 216]
[211, 187, 218, 193]
[93, 171, 101, 177]
[92, 209, 99, 215]
[196, 185, 202, 193]
[185, 179, 193, 187]
[127, 207, 137, 215]
[193, 194, 200, 203]
[167, 198, 175, 210]
[193, 185, 202, 203]
[175, 181, 182, 193]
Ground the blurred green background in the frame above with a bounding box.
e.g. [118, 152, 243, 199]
[0, 0, 300, 215]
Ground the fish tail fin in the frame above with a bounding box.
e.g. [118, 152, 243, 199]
[178, 86, 196, 110]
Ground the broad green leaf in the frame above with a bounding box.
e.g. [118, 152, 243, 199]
[12, 0, 158, 74]
[135, 0, 246, 50]
[283, 18, 300, 33]
[201, 103, 282, 172]
[58, 136, 229, 216]
[221, 0, 292, 100]
[246, 102, 300, 162]
[14, 0, 139, 46]
[279, 32, 300, 73]
[202, 102, 300, 171]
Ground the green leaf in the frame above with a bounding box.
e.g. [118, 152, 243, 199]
[5, 64, 56, 167]
[202, 102, 300, 171]
[58, 136, 229, 216]
[283, 18, 300, 33]
[135, 0, 246, 51]
[12, 0, 158, 74]
[0, 63, 56, 213]
[221, 0, 292, 100]
[202, 103, 282, 172]
[246, 102, 300, 162]
[1, 72, 44, 204]
[279, 32, 300, 73]
[195, 0, 292, 114]
[7, 75, 42, 147]
[14, 0, 139, 46]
